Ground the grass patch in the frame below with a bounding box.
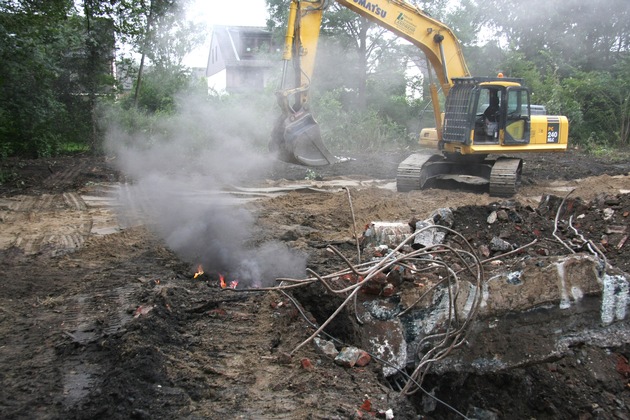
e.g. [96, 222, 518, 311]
[587, 144, 630, 161]
[59, 142, 91, 154]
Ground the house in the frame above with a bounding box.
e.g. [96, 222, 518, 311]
[206, 25, 279, 94]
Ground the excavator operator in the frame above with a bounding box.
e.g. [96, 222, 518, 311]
[484, 92, 500, 122]
[483, 92, 500, 137]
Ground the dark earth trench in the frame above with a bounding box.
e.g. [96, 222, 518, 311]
[1, 147, 630, 419]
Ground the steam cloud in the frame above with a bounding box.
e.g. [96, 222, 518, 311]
[105, 94, 307, 287]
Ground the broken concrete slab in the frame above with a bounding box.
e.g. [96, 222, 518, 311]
[431, 298, 630, 375]
[358, 252, 629, 377]
[357, 311, 408, 377]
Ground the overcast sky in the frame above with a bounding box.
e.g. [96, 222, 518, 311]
[184, 0, 269, 67]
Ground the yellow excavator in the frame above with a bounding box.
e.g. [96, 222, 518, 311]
[269, 0, 569, 196]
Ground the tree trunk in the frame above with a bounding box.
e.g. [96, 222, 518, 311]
[83, 0, 98, 153]
[133, 0, 154, 108]
[356, 17, 368, 111]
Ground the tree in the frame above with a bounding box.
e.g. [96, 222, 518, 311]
[0, 1, 84, 157]
[479, 0, 630, 74]
[0, 0, 204, 158]
[81, 1, 118, 151]
[86, 0, 203, 108]
[560, 59, 630, 147]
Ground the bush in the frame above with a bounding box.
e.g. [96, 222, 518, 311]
[313, 89, 411, 154]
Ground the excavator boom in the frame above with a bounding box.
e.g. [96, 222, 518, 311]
[270, 0, 470, 167]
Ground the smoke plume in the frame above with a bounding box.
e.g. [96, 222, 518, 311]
[105, 94, 307, 287]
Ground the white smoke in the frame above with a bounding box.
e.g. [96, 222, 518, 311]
[105, 93, 307, 287]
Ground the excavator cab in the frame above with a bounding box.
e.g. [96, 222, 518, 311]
[442, 77, 533, 148]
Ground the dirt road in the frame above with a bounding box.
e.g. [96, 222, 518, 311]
[1, 149, 629, 419]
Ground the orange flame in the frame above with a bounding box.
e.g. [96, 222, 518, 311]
[193, 264, 204, 279]
[217, 273, 238, 289]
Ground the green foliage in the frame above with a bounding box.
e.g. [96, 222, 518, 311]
[559, 64, 630, 147]
[121, 67, 193, 113]
[0, 6, 114, 157]
[586, 146, 630, 162]
[0, 0, 205, 159]
[304, 169, 321, 181]
[100, 102, 161, 144]
[104, 87, 277, 158]
[313, 89, 409, 153]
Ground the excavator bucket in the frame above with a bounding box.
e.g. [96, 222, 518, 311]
[270, 112, 337, 166]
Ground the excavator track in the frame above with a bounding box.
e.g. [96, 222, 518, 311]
[396, 153, 438, 192]
[397, 153, 523, 196]
[489, 157, 522, 197]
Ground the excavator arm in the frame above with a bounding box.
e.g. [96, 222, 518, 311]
[270, 0, 471, 166]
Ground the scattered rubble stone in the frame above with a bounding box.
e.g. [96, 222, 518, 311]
[496, 209, 509, 221]
[489, 236, 512, 251]
[313, 337, 339, 359]
[381, 283, 395, 297]
[300, 358, 315, 371]
[355, 350, 372, 367]
[335, 346, 362, 367]
[361, 222, 410, 248]
[411, 208, 453, 249]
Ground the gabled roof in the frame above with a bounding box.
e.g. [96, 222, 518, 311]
[206, 25, 276, 76]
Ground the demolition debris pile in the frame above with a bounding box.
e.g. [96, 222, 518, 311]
[252, 188, 630, 417]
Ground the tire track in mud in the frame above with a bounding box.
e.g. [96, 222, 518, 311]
[58, 281, 137, 410]
[0, 175, 158, 417]
[0, 192, 92, 256]
[42, 158, 90, 190]
[0, 181, 145, 257]
[0, 227, 178, 419]
[62, 283, 136, 345]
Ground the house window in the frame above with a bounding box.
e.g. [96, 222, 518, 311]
[241, 34, 271, 58]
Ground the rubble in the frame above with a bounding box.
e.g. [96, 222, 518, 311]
[280, 195, 630, 395]
[313, 337, 339, 359]
[334, 346, 363, 367]
[410, 208, 454, 249]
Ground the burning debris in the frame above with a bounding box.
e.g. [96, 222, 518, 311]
[192, 265, 239, 289]
[218, 273, 239, 289]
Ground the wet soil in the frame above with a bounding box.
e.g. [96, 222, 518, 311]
[1, 148, 630, 419]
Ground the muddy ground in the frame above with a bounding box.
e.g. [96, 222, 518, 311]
[1, 148, 630, 419]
